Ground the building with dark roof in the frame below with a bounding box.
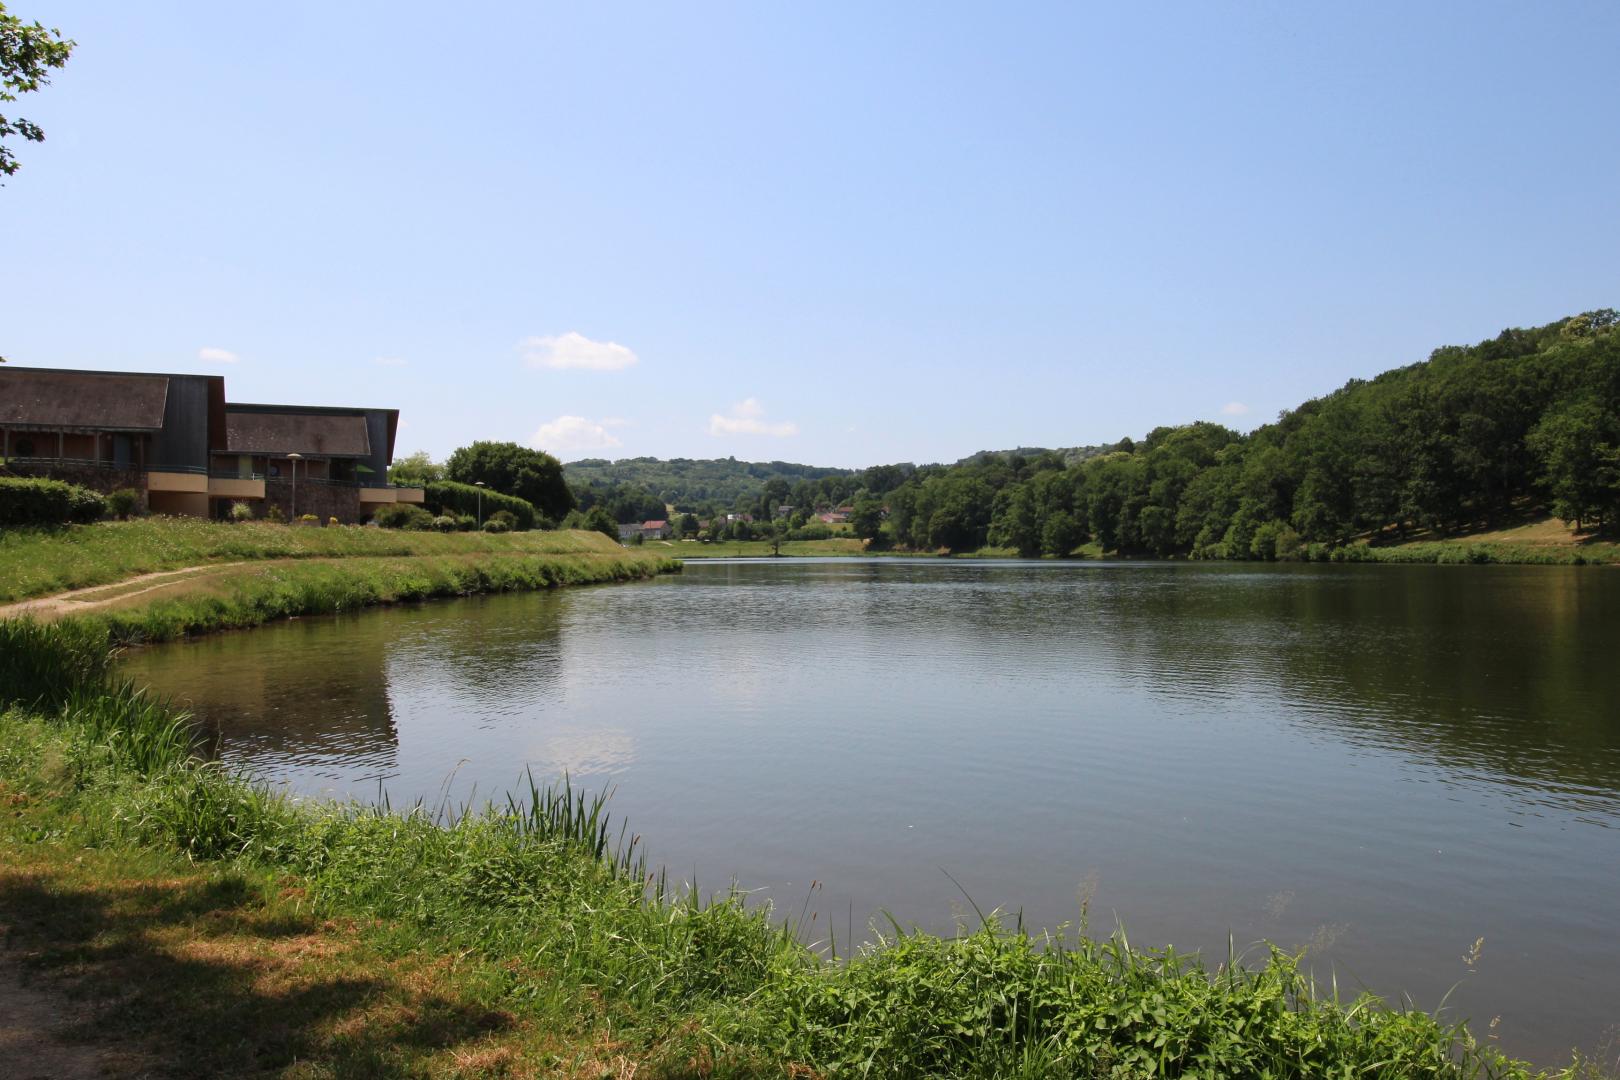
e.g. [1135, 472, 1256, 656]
[0, 366, 422, 522]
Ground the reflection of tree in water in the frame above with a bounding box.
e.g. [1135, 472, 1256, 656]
[694, 561, 1620, 818]
[383, 591, 570, 721]
[945, 563, 1620, 817]
[125, 616, 400, 781]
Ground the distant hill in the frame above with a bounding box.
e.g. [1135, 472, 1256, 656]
[565, 456, 856, 508]
[952, 445, 1114, 468]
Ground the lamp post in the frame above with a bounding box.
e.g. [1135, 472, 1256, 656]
[474, 481, 486, 527]
[287, 452, 302, 520]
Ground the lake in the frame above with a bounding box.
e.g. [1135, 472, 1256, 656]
[120, 558, 1620, 1064]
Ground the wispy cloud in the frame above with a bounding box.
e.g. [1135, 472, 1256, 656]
[373, 356, 407, 367]
[520, 331, 639, 371]
[708, 398, 798, 438]
[532, 415, 625, 453]
[198, 346, 238, 364]
[1220, 401, 1251, 416]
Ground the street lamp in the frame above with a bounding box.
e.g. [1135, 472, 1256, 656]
[287, 452, 302, 520]
[474, 481, 486, 526]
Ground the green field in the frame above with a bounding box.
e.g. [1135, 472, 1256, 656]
[0, 517, 637, 603]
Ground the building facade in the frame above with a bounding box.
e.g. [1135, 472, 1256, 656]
[0, 366, 423, 522]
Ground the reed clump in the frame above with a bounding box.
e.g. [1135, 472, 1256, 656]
[0, 619, 1600, 1079]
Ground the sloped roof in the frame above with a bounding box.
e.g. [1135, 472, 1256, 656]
[226, 408, 372, 457]
[0, 368, 169, 430]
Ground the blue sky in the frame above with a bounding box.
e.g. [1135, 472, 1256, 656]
[4, 2, 1617, 467]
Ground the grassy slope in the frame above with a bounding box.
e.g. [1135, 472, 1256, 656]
[0, 620, 1597, 1080]
[0, 518, 636, 603]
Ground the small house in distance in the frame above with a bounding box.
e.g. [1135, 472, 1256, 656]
[0, 365, 424, 523]
[640, 519, 671, 540]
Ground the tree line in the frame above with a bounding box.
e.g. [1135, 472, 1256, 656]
[394, 311, 1618, 554]
[881, 310, 1619, 556]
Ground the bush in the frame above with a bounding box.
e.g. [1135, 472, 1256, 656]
[266, 505, 285, 523]
[455, 514, 477, 532]
[298, 513, 321, 526]
[229, 501, 255, 522]
[432, 515, 458, 533]
[482, 517, 511, 533]
[424, 480, 536, 531]
[373, 504, 435, 530]
[328, 516, 340, 527]
[107, 488, 142, 520]
[487, 509, 518, 531]
[0, 476, 108, 528]
[787, 523, 833, 541]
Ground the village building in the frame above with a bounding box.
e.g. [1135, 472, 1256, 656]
[0, 366, 423, 523]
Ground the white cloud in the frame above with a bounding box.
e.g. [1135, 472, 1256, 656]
[198, 346, 238, 364]
[532, 415, 624, 453]
[520, 331, 639, 371]
[373, 356, 407, 367]
[1220, 401, 1251, 416]
[708, 398, 799, 438]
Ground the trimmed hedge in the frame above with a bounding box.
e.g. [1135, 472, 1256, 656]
[0, 475, 108, 528]
[425, 480, 537, 531]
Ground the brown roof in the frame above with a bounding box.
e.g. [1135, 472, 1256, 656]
[226, 409, 371, 457]
[0, 368, 169, 430]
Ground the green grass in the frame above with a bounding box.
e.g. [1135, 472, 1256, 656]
[71, 551, 678, 645]
[1, 618, 1602, 1079]
[0, 517, 636, 603]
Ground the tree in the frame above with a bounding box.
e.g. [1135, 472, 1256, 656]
[849, 494, 884, 541]
[445, 441, 575, 521]
[583, 505, 618, 540]
[1, 3, 74, 180]
[388, 450, 443, 487]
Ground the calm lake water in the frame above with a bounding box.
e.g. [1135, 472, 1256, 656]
[121, 559, 1620, 1064]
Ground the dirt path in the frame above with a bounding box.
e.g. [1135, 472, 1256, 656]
[0, 563, 250, 622]
[0, 953, 135, 1080]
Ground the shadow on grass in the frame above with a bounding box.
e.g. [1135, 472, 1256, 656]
[0, 869, 518, 1079]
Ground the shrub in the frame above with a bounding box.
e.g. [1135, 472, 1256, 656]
[787, 523, 833, 541]
[482, 517, 511, 533]
[374, 504, 435, 530]
[0, 476, 108, 528]
[328, 516, 340, 527]
[432, 515, 458, 532]
[266, 505, 285, 523]
[455, 514, 477, 532]
[229, 501, 255, 522]
[298, 513, 321, 526]
[107, 488, 142, 520]
[424, 480, 536, 531]
[487, 509, 518, 530]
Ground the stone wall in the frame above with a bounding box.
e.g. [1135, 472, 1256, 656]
[2, 461, 150, 512]
[263, 478, 362, 524]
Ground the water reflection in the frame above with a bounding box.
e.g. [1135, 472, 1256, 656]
[120, 560, 1620, 1064]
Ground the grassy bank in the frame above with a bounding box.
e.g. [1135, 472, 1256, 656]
[0, 517, 638, 603]
[0, 619, 1594, 1079]
[67, 550, 676, 645]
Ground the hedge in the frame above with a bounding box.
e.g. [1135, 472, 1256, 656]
[0, 475, 108, 528]
[424, 480, 537, 530]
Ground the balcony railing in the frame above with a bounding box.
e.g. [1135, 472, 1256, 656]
[2, 456, 194, 473]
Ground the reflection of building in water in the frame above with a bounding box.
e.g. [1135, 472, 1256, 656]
[137, 625, 400, 781]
